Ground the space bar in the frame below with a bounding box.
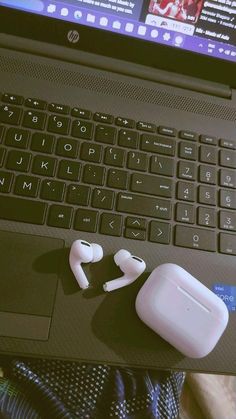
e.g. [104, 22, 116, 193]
[0, 196, 47, 224]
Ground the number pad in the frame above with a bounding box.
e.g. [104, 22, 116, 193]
[198, 185, 216, 206]
[175, 203, 195, 224]
[197, 207, 216, 227]
[220, 169, 236, 189]
[200, 145, 217, 164]
[177, 181, 195, 202]
[220, 189, 236, 209]
[220, 211, 236, 231]
[178, 161, 196, 181]
[199, 165, 217, 184]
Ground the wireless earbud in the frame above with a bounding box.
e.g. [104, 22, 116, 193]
[103, 249, 146, 292]
[69, 239, 103, 289]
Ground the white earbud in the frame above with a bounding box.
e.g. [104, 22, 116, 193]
[103, 249, 146, 292]
[69, 240, 103, 289]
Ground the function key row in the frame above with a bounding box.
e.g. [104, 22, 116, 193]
[1, 93, 236, 148]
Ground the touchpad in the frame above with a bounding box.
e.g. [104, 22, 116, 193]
[0, 230, 64, 340]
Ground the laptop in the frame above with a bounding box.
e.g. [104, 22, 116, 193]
[0, 0, 235, 375]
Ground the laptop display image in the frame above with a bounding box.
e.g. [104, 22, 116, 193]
[0, 0, 235, 374]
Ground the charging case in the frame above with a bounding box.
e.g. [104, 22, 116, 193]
[135, 264, 229, 358]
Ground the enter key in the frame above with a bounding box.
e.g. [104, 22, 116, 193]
[131, 173, 173, 198]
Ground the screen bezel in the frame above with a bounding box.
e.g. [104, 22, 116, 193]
[0, 6, 235, 88]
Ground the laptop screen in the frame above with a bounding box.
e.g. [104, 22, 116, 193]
[1, 0, 236, 63]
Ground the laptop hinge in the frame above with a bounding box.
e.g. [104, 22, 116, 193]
[0, 34, 232, 99]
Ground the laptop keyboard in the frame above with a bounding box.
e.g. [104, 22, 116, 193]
[0, 92, 236, 255]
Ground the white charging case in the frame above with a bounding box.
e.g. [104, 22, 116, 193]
[135, 264, 229, 358]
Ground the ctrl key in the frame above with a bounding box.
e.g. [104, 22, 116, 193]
[220, 233, 236, 255]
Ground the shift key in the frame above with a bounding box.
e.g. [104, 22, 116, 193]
[117, 192, 171, 219]
[0, 196, 47, 224]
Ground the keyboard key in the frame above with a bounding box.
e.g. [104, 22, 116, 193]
[47, 205, 73, 228]
[14, 174, 40, 197]
[104, 146, 125, 167]
[198, 185, 216, 206]
[175, 203, 195, 224]
[0, 125, 5, 143]
[149, 221, 171, 244]
[199, 165, 217, 184]
[100, 213, 123, 236]
[117, 193, 171, 219]
[6, 150, 31, 172]
[31, 133, 55, 154]
[0, 104, 22, 125]
[125, 228, 146, 240]
[150, 155, 174, 177]
[175, 225, 216, 252]
[197, 207, 216, 228]
[83, 164, 105, 185]
[23, 110, 46, 130]
[220, 169, 236, 189]
[2, 93, 24, 105]
[116, 117, 135, 129]
[95, 125, 117, 145]
[107, 168, 128, 190]
[220, 189, 236, 209]
[40, 179, 65, 202]
[0, 195, 47, 224]
[131, 173, 173, 198]
[56, 137, 79, 158]
[219, 211, 236, 231]
[48, 114, 70, 135]
[48, 103, 70, 115]
[32, 155, 57, 177]
[25, 98, 47, 110]
[92, 188, 114, 210]
[178, 161, 196, 181]
[137, 121, 156, 132]
[71, 119, 94, 140]
[219, 233, 236, 255]
[177, 181, 195, 202]
[179, 130, 198, 141]
[0, 170, 13, 192]
[126, 217, 147, 230]
[57, 160, 81, 181]
[199, 145, 217, 164]
[0, 147, 5, 167]
[71, 107, 91, 119]
[118, 129, 138, 149]
[74, 209, 98, 232]
[141, 134, 175, 156]
[5, 127, 30, 149]
[179, 142, 197, 160]
[219, 139, 236, 150]
[80, 142, 102, 163]
[220, 149, 236, 168]
[200, 135, 218, 146]
[66, 184, 90, 206]
[158, 126, 177, 137]
[94, 112, 114, 124]
[127, 151, 148, 171]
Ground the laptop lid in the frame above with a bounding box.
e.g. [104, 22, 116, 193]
[0, 0, 235, 88]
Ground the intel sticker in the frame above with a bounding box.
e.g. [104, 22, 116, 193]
[213, 284, 236, 312]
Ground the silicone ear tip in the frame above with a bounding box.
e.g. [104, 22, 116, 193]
[91, 243, 103, 262]
[114, 249, 131, 266]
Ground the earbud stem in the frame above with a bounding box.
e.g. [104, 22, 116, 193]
[103, 276, 135, 292]
[73, 264, 89, 289]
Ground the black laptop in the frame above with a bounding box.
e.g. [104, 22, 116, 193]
[0, 0, 235, 375]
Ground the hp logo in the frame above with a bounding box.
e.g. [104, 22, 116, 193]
[67, 30, 80, 43]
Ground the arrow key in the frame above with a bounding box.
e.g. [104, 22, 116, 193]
[149, 221, 171, 244]
[100, 213, 123, 236]
[125, 228, 146, 240]
[126, 216, 147, 230]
